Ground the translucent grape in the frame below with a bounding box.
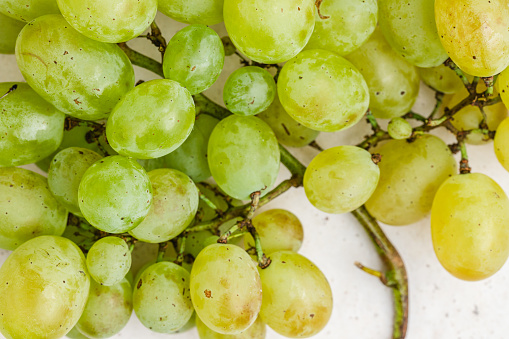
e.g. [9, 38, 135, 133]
[259, 251, 332, 338]
[208, 115, 280, 200]
[223, 66, 276, 116]
[387, 117, 412, 140]
[162, 25, 224, 95]
[57, 0, 157, 43]
[65, 326, 89, 339]
[495, 117, 509, 172]
[244, 209, 303, 254]
[77, 278, 132, 338]
[0, 13, 25, 54]
[0, 0, 60, 22]
[129, 169, 199, 243]
[417, 64, 466, 94]
[136, 158, 165, 172]
[158, 0, 223, 25]
[86, 236, 131, 286]
[190, 244, 262, 334]
[0, 236, 90, 339]
[106, 79, 195, 159]
[163, 114, 219, 182]
[133, 262, 194, 333]
[435, 0, 509, 76]
[431, 173, 509, 281]
[278, 49, 369, 132]
[15, 14, 135, 120]
[78, 155, 153, 233]
[365, 135, 457, 226]
[196, 315, 266, 339]
[345, 29, 420, 119]
[304, 146, 380, 214]
[0, 167, 67, 250]
[172, 312, 196, 334]
[497, 67, 509, 110]
[305, 0, 377, 56]
[223, 0, 315, 64]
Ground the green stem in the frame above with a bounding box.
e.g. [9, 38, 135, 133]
[118, 42, 164, 77]
[459, 140, 471, 174]
[193, 93, 231, 119]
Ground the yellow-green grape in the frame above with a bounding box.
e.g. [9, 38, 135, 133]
[172, 312, 196, 334]
[78, 155, 153, 233]
[76, 278, 132, 338]
[278, 49, 369, 132]
[66, 326, 89, 339]
[0, 13, 25, 54]
[208, 115, 280, 200]
[129, 169, 199, 243]
[190, 244, 262, 334]
[48, 147, 102, 215]
[57, 0, 157, 43]
[158, 0, 223, 25]
[0, 236, 90, 339]
[259, 251, 332, 338]
[378, 0, 448, 67]
[304, 146, 380, 214]
[435, 0, 509, 77]
[136, 158, 166, 172]
[431, 173, 509, 281]
[365, 135, 457, 226]
[495, 117, 509, 172]
[15, 14, 135, 120]
[106, 79, 195, 159]
[0, 82, 65, 167]
[163, 25, 224, 95]
[244, 209, 303, 254]
[133, 262, 194, 333]
[345, 29, 420, 119]
[86, 237, 131, 286]
[387, 117, 412, 140]
[305, 0, 377, 56]
[257, 94, 319, 148]
[163, 114, 219, 182]
[223, 0, 315, 64]
[497, 67, 509, 110]
[196, 315, 266, 339]
[0, 0, 60, 22]
[418, 64, 466, 94]
[223, 66, 276, 116]
[0, 167, 67, 250]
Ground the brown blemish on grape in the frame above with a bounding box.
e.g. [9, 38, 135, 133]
[204, 289, 212, 298]
[137, 279, 143, 289]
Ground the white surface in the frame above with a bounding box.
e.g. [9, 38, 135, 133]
[2, 12, 509, 339]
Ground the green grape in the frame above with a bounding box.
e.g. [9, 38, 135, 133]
[78, 155, 153, 233]
[164, 114, 219, 182]
[190, 244, 262, 334]
[223, 66, 276, 116]
[48, 147, 102, 215]
[244, 209, 303, 254]
[223, 0, 315, 64]
[196, 315, 266, 339]
[129, 169, 199, 243]
[76, 278, 132, 338]
[0, 13, 25, 54]
[133, 262, 194, 333]
[208, 115, 280, 200]
[57, 0, 157, 43]
[304, 146, 380, 214]
[0, 0, 60, 22]
[497, 67, 509, 110]
[345, 29, 420, 119]
[378, 0, 448, 68]
[195, 185, 230, 223]
[0, 167, 67, 250]
[417, 65, 466, 94]
[158, 0, 223, 25]
[305, 0, 377, 56]
[257, 94, 319, 148]
[86, 237, 131, 286]
[66, 326, 89, 339]
[435, 0, 509, 77]
[431, 173, 509, 281]
[495, 117, 509, 172]
[106, 79, 195, 159]
[365, 134, 457, 226]
[0, 82, 65, 167]
[278, 49, 369, 132]
[0, 236, 90, 339]
[172, 312, 196, 334]
[163, 25, 224, 95]
[387, 117, 412, 140]
[15, 14, 135, 120]
[186, 231, 215, 260]
[259, 251, 332, 338]
[137, 158, 166, 172]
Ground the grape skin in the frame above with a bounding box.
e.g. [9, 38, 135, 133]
[0, 13, 25, 54]
[86, 236, 132, 286]
[387, 117, 413, 140]
[0, 0, 60, 22]
[417, 64, 466, 94]
[494, 117, 509, 172]
[196, 315, 266, 339]
[158, 0, 224, 26]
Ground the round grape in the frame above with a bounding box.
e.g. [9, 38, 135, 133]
[87, 236, 131, 286]
[387, 117, 413, 140]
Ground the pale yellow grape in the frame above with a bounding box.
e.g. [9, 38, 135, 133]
[431, 173, 509, 281]
[0, 13, 25, 54]
[86, 237, 131, 286]
[417, 64, 466, 94]
[196, 315, 266, 339]
[278, 49, 369, 132]
[387, 118, 412, 140]
[158, 0, 223, 25]
[259, 251, 332, 338]
[0, 0, 60, 22]
[0, 236, 90, 339]
[365, 135, 457, 226]
[495, 117, 509, 172]
[498, 67, 509, 110]
[190, 244, 262, 334]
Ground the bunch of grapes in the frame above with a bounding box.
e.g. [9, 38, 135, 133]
[1, 0, 509, 338]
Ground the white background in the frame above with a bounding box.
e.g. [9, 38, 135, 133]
[2, 12, 509, 339]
